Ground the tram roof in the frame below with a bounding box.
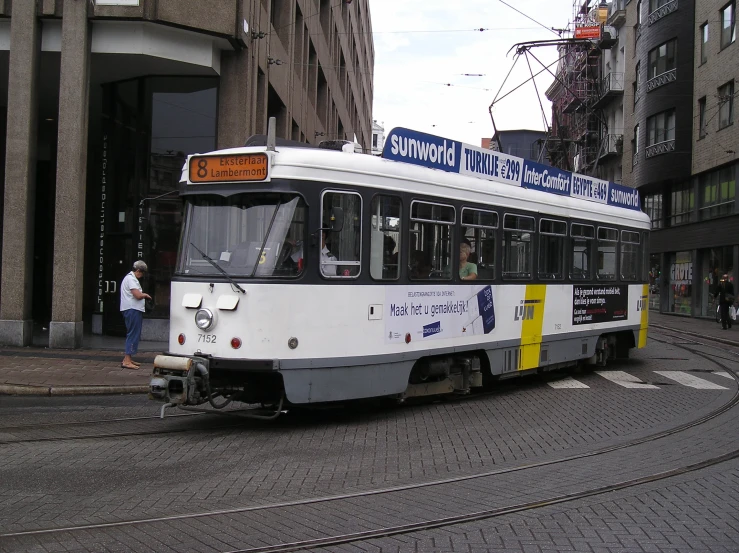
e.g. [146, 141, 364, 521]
[183, 145, 651, 229]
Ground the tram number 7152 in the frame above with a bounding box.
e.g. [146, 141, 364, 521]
[198, 334, 217, 344]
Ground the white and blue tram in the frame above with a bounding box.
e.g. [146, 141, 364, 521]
[150, 122, 650, 416]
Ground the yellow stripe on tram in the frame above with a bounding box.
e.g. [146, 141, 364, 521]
[638, 283, 649, 348]
[519, 284, 547, 371]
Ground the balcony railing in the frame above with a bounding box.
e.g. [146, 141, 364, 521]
[607, 0, 627, 27]
[645, 139, 676, 158]
[648, 0, 678, 26]
[592, 72, 625, 108]
[646, 68, 676, 92]
[600, 134, 624, 160]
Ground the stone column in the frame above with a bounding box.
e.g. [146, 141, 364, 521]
[217, 48, 253, 149]
[49, 0, 91, 348]
[0, 2, 41, 346]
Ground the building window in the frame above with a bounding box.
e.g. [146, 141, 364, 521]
[648, 39, 677, 79]
[718, 81, 735, 129]
[700, 22, 709, 64]
[647, 109, 676, 146]
[699, 166, 736, 219]
[721, 1, 736, 49]
[669, 182, 694, 226]
[643, 194, 664, 229]
[699, 97, 707, 138]
[637, 0, 642, 25]
[632, 124, 640, 166]
[372, 134, 378, 148]
[649, 0, 671, 12]
[634, 61, 641, 105]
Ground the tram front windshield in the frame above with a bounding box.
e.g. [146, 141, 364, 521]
[178, 193, 306, 278]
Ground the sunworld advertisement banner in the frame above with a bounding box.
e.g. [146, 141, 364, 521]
[386, 285, 496, 343]
[382, 127, 641, 211]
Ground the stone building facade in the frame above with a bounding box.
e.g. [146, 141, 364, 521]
[0, 0, 375, 347]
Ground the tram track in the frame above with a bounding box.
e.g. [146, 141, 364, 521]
[2, 329, 737, 552]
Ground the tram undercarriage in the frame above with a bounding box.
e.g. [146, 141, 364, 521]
[149, 330, 637, 418]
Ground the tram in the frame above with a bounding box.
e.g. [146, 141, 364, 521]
[149, 120, 650, 417]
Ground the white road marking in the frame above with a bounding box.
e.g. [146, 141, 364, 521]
[654, 371, 728, 390]
[548, 377, 590, 389]
[714, 371, 734, 380]
[595, 370, 660, 389]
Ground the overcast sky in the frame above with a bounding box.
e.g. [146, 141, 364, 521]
[370, 0, 576, 146]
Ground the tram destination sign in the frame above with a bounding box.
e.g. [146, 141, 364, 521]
[188, 153, 269, 184]
[382, 128, 641, 211]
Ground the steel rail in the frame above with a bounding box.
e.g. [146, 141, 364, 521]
[2, 330, 737, 543]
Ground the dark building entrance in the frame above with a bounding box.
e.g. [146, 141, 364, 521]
[88, 77, 218, 337]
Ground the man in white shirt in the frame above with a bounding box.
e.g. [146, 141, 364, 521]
[120, 260, 152, 369]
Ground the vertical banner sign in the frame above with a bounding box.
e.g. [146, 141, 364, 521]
[97, 134, 108, 313]
[572, 285, 628, 325]
[138, 203, 144, 261]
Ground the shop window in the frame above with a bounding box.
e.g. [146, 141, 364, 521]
[647, 39, 677, 79]
[321, 191, 362, 278]
[699, 166, 735, 219]
[643, 193, 663, 229]
[408, 201, 454, 280]
[721, 1, 736, 49]
[570, 223, 594, 280]
[502, 214, 534, 279]
[670, 251, 693, 315]
[461, 208, 497, 280]
[369, 195, 401, 280]
[597, 227, 618, 281]
[648, 254, 661, 309]
[718, 80, 734, 129]
[701, 246, 733, 317]
[147, 77, 217, 318]
[620, 231, 641, 281]
[669, 182, 694, 225]
[538, 219, 566, 280]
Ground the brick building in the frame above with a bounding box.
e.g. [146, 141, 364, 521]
[0, 0, 374, 347]
[625, 0, 738, 318]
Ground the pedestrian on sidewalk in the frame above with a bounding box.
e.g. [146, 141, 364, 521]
[120, 260, 152, 369]
[715, 274, 735, 330]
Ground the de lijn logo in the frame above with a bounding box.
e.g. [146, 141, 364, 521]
[423, 321, 442, 338]
[514, 299, 542, 321]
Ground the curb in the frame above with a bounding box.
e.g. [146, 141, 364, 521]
[650, 323, 739, 348]
[0, 384, 149, 397]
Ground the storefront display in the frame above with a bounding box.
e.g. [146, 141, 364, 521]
[669, 251, 692, 315]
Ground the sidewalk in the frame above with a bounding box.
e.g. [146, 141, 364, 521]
[0, 336, 166, 396]
[0, 312, 737, 397]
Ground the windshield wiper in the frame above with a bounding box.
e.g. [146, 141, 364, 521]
[190, 242, 246, 294]
[250, 199, 282, 278]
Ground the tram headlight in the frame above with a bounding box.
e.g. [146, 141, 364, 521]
[195, 308, 215, 331]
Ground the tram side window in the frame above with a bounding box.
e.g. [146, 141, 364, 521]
[538, 219, 567, 280]
[408, 201, 454, 280]
[620, 230, 641, 281]
[570, 223, 595, 280]
[321, 191, 362, 278]
[597, 227, 618, 280]
[503, 214, 535, 280]
[370, 195, 401, 280]
[462, 208, 497, 280]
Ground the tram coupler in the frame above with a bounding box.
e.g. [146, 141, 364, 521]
[149, 355, 209, 408]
